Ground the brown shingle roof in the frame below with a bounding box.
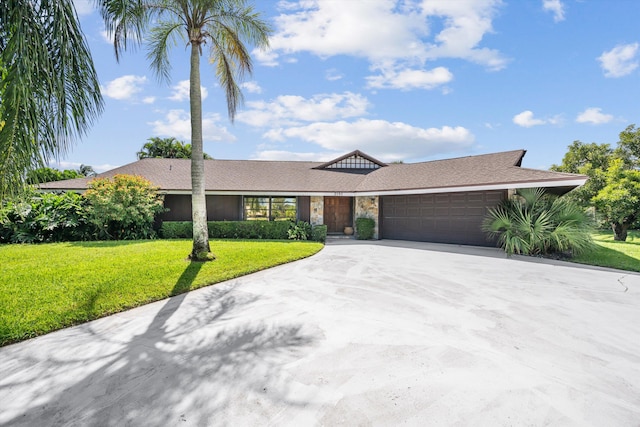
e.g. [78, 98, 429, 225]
[356, 150, 581, 192]
[39, 149, 586, 194]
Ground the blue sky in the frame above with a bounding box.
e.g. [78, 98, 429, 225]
[60, 0, 640, 173]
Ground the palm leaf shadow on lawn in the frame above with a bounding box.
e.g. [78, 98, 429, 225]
[3, 261, 317, 426]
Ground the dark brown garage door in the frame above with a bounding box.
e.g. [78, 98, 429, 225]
[381, 191, 505, 246]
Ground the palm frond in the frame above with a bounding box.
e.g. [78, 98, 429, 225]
[484, 188, 594, 257]
[147, 20, 183, 83]
[0, 0, 103, 199]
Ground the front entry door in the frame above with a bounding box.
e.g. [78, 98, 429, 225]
[324, 197, 352, 233]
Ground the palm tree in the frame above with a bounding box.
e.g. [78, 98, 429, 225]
[0, 0, 103, 199]
[137, 136, 212, 159]
[98, 0, 270, 260]
[78, 164, 97, 177]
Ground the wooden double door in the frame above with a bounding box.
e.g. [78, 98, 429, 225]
[324, 197, 352, 233]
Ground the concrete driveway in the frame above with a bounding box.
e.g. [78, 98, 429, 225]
[1, 240, 639, 426]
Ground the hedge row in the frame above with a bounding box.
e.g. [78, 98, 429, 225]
[160, 220, 327, 242]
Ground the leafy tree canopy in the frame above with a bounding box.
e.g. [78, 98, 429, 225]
[553, 124, 640, 240]
[27, 168, 82, 184]
[616, 124, 640, 168]
[551, 141, 613, 206]
[26, 164, 97, 184]
[592, 159, 640, 241]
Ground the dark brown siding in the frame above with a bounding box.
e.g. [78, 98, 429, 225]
[162, 195, 192, 221]
[380, 190, 505, 246]
[297, 196, 310, 222]
[207, 195, 242, 221]
[161, 195, 241, 221]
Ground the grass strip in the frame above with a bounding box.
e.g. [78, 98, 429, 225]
[570, 230, 640, 272]
[0, 239, 323, 346]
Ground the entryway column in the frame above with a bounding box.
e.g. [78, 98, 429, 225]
[355, 196, 379, 239]
[310, 196, 324, 226]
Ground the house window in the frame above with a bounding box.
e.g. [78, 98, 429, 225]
[244, 197, 297, 221]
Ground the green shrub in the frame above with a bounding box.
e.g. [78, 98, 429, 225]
[288, 221, 312, 240]
[483, 188, 595, 256]
[0, 190, 92, 243]
[159, 221, 193, 238]
[355, 217, 375, 240]
[311, 224, 327, 242]
[209, 220, 292, 239]
[84, 175, 165, 240]
[160, 220, 297, 240]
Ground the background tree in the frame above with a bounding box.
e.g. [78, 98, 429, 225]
[27, 167, 82, 184]
[615, 124, 640, 168]
[553, 125, 640, 241]
[26, 164, 97, 184]
[0, 0, 103, 199]
[99, 0, 271, 260]
[592, 159, 640, 241]
[78, 164, 97, 177]
[550, 141, 613, 206]
[137, 136, 211, 160]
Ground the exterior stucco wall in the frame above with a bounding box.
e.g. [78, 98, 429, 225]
[310, 196, 324, 226]
[355, 195, 379, 239]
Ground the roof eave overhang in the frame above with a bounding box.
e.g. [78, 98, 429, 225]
[354, 178, 588, 197]
[156, 178, 587, 197]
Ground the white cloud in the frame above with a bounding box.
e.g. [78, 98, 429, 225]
[512, 110, 562, 127]
[169, 80, 208, 102]
[576, 107, 614, 124]
[72, 0, 94, 16]
[542, 0, 565, 22]
[251, 48, 279, 67]
[241, 81, 263, 94]
[421, 0, 507, 70]
[101, 75, 147, 101]
[261, 119, 474, 162]
[142, 96, 156, 104]
[325, 69, 344, 81]
[265, 0, 507, 84]
[598, 43, 639, 78]
[366, 66, 453, 90]
[149, 110, 236, 142]
[237, 92, 370, 127]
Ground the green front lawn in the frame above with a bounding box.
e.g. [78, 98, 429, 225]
[0, 240, 323, 346]
[571, 230, 640, 272]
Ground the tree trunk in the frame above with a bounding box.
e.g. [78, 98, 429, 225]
[189, 41, 211, 260]
[612, 222, 628, 241]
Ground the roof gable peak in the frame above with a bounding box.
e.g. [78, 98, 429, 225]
[314, 150, 387, 170]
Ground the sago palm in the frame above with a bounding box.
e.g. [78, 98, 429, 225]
[0, 0, 103, 199]
[98, 0, 271, 260]
[483, 188, 594, 256]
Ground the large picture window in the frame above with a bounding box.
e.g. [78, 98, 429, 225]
[244, 197, 297, 221]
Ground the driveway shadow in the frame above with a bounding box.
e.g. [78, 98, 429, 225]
[2, 261, 316, 426]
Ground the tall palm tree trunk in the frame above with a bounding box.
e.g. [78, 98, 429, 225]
[189, 41, 210, 258]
